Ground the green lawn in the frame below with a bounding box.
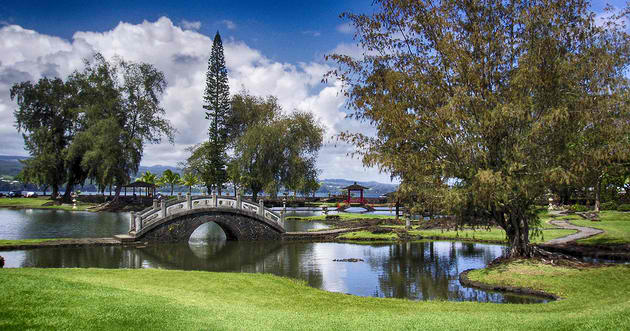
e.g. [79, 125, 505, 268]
[0, 197, 96, 211]
[572, 211, 630, 245]
[0, 263, 628, 330]
[338, 230, 398, 240]
[0, 238, 70, 247]
[337, 226, 575, 244]
[415, 227, 576, 244]
[286, 212, 395, 221]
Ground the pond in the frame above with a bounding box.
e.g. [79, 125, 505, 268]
[0, 208, 546, 304]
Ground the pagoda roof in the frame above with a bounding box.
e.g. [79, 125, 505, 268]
[342, 181, 370, 190]
[123, 181, 156, 188]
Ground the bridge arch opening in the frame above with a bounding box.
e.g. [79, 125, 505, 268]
[188, 220, 239, 244]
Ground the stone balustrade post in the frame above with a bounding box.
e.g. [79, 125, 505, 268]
[135, 214, 143, 231]
[186, 192, 192, 210]
[259, 199, 264, 216]
[212, 193, 217, 207]
[153, 199, 159, 210]
[236, 194, 242, 210]
[161, 200, 166, 218]
[129, 212, 136, 232]
[177, 192, 182, 200]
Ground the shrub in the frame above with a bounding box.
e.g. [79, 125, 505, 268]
[600, 202, 618, 211]
[0, 255, 3, 268]
[569, 204, 589, 212]
[617, 204, 630, 212]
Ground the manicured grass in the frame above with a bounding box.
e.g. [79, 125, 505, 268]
[337, 230, 398, 240]
[1, 264, 629, 330]
[286, 212, 395, 221]
[0, 238, 70, 247]
[0, 197, 96, 211]
[572, 211, 630, 245]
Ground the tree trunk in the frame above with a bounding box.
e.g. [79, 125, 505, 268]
[505, 215, 532, 258]
[62, 182, 73, 203]
[51, 184, 59, 200]
[252, 190, 259, 202]
[594, 176, 602, 212]
[171, 185, 174, 196]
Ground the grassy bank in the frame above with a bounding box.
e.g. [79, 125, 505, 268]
[338, 226, 575, 244]
[285, 212, 395, 221]
[571, 211, 630, 246]
[0, 197, 96, 211]
[1, 263, 629, 330]
[0, 238, 70, 247]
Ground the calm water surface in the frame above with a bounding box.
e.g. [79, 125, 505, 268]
[0, 208, 546, 303]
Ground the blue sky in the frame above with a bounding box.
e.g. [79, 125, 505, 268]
[0, 0, 372, 63]
[0, 1, 625, 183]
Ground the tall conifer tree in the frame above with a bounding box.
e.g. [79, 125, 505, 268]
[203, 31, 230, 195]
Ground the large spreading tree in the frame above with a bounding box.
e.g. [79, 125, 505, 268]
[11, 77, 78, 199]
[11, 53, 174, 201]
[228, 91, 324, 200]
[327, 0, 630, 257]
[203, 31, 231, 195]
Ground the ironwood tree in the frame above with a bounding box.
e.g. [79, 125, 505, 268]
[326, 0, 630, 257]
[11, 77, 79, 199]
[203, 31, 231, 195]
[72, 54, 174, 201]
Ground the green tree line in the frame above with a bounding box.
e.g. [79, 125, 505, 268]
[11, 53, 175, 202]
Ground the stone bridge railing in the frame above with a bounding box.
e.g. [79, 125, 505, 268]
[128, 194, 283, 235]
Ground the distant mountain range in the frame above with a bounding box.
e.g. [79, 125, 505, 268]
[0, 155, 398, 196]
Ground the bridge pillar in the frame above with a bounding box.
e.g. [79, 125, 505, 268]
[186, 192, 192, 210]
[259, 199, 264, 216]
[129, 212, 135, 232]
[153, 199, 159, 210]
[178, 192, 182, 200]
[135, 213, 143, 231]
[161, 200, 166, 217]
[237, 194, 242, 210]
[212, 193, 217, 207]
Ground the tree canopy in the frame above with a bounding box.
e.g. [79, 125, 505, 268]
[228, 91, 324, 200]
[327, 0, 630, 257]
[11, 53, 175, 201]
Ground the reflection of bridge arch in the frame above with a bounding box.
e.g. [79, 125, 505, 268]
[119, 195, 285, 242]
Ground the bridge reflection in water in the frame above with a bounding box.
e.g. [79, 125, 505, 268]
[4, 239, 546, 304]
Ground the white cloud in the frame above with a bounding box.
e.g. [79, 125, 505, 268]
[302, 30, 321, 37]
[336, 23, 354, 34]
[180, 20, 201, 30]
[0, 17, 394, 183]
[219, 20, 236, 30]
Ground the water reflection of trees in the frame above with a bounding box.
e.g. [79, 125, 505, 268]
[20, 241, 324, 289]
[363, 241, 535, 303]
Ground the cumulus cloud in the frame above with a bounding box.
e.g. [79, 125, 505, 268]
[302, 30, 321, 37]
[180, 19, 201, 30]
[336, 23, 354, 34]
[219, 20, 236, 30]
[0, 17, 394, 183]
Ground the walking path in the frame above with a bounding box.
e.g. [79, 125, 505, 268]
[544, 210, 604, 245]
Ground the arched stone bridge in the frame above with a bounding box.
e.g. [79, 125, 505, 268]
[117, 194, 285, 242]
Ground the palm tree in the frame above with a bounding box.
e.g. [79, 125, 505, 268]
[180, 172, 200, 194]
[137, 171, 158, 196]
[159, 169, 181, 196]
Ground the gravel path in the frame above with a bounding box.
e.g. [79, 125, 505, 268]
[544, 211, 604, 245]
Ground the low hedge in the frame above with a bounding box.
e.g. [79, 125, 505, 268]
[600, 202, 618, 211]
[569, 204, 590, 212]
[617, 204, 630, 212]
